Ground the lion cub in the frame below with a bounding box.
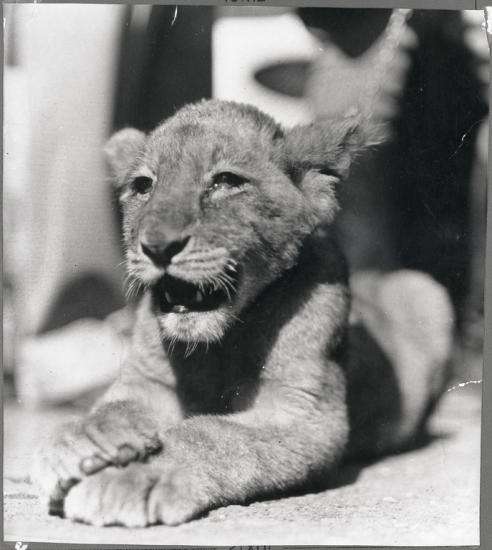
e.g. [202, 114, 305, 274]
[32, 100, 453, 526]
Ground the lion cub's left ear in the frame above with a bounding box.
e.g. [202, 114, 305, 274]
[104, 128, 147, 188]
[284, 113, 380, 224]
[284, 111, 377, 181]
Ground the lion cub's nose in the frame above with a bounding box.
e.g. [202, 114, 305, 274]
[140, 235, 190, 267]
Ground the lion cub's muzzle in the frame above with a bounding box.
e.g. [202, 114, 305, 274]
[141, 237, 239, 314]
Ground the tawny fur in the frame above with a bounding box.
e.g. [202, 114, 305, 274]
[32, 100, 453, 527]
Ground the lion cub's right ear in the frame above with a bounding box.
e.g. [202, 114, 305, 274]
[104, 128, 147, 188]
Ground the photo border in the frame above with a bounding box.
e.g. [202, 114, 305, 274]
[1, 1, 490, 549]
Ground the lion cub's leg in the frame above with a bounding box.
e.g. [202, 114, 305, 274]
[346, 269, 454, 456]
[32, 300, 183, 513]
[63, 366, 349, 527]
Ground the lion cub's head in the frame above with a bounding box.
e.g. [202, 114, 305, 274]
[105, 100, 366, 343]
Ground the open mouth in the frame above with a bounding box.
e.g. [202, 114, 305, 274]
[152, 270, 239, 314]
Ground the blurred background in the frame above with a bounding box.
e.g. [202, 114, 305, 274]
[3, 6, 489, 409]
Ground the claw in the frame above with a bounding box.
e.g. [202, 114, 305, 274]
[80, 455, 109, 475]
[115, 444, 139, 466]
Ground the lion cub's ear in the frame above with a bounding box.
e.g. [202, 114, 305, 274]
[104, 128, 147, 188]
[284, 113, 380, 225]
[284, 112, 376, 181]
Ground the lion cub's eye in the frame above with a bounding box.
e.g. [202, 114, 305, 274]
[131, 176, 154, 195]
[211, 172, 248, 190]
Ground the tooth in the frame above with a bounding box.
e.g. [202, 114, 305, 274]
[165, 292, 172, 302]
[196, 291, 203, 303]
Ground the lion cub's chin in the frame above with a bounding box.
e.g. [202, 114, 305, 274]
[157, 308, 233, 344]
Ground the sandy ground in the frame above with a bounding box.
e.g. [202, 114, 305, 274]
[4, 385, 481, 546]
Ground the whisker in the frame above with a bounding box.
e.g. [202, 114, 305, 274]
[124, 277, 144, 301]
[218, 272, 236, 296]
[184, 340, 199, 358]
[227, 311, 245, 325]
[213, 273, 230, 301]
[225, 258, 238, 272]
[165, 333, 178, 356]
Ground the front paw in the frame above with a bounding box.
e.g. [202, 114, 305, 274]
[32, 419, 107, 513]
[81, 401, 162, 473]
[31, 402, 161, 513]
[64, 463, 206, 527]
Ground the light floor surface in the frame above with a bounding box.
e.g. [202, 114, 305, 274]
[4, 386, 481, 546]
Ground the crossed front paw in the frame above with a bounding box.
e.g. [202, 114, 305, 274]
[64, 463, 205, 526]
[31, 401, 161, 513]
